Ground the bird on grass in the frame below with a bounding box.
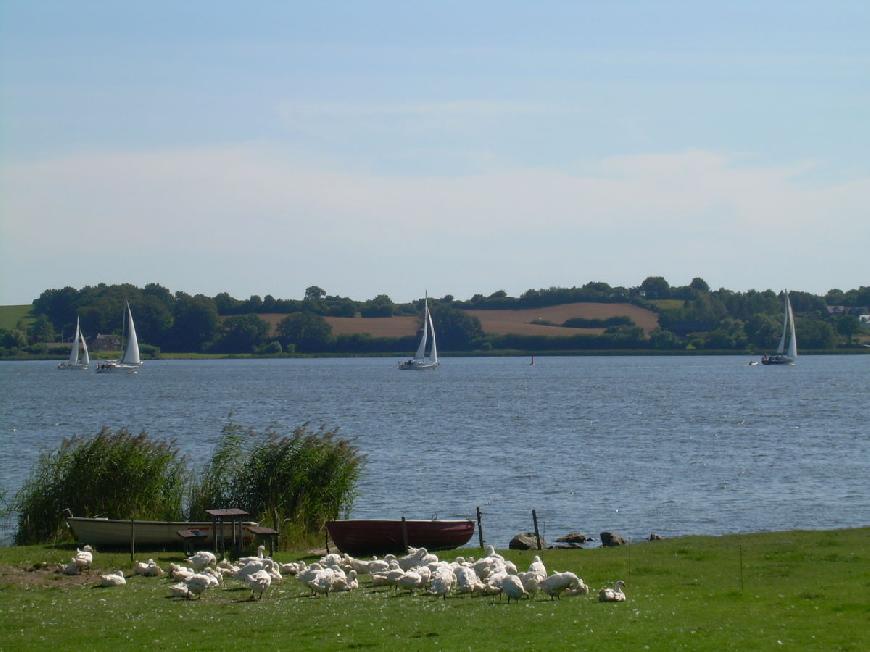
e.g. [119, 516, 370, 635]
[246, 569, 272, 601]
[99, 570, 126, 587]
[598, 580, 626, 602]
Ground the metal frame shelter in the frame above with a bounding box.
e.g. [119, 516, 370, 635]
[206, 508, 249, 558]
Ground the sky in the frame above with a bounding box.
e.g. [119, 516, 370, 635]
[1, 1, 868, 305]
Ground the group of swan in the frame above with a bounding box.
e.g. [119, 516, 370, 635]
[57, 546, 93, 575]
[63, 542, 626, 604]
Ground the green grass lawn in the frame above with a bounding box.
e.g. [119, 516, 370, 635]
[0, 304, 32, 331]
[0, 528, 867, 651]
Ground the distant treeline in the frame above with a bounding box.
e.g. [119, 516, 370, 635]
[1, 278, 867, 357]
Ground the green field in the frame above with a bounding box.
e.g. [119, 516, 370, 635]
[0, 528, 866, 651]
[0, 304, 32, 330]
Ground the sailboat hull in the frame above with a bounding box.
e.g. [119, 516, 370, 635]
[95, 361, 142, 373]
[761, 356, 794, 365]
[398, 360, 440, 370]
[57, 363, 89, 370]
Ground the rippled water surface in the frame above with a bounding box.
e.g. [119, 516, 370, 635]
[1, 356, 868, 546]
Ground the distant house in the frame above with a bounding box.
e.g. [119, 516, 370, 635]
[90, 333, 121, 351]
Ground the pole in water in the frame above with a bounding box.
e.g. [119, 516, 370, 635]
[476, 506, 484, 549]
[532, 509, 542, 550]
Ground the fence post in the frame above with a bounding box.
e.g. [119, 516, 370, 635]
[476, 506, 484, 549]
[129, 518, 135, 563]
[532, 509, 542, 550]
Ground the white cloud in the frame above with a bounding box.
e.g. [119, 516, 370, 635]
[1, 145, 867, 304]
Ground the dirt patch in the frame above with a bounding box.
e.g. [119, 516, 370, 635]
[467, 303, 659, 336]
[0, 564, 96, 589]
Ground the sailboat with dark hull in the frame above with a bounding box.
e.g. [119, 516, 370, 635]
[761, 291, 797, 365]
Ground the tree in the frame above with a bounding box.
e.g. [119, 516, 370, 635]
[0, 328, 27, 349]
[689, 277, 710, 292]
[489, 290, 507, 299]
[277, 313, 332, 352]
[169, 294, 219, 352]
[649, 328, 683, 349]
[360, 294, 394, 318]
[305, 286, 326, 301]
[216, 314, 269, 353]
[836, 315, 860, 345]
[27, 315, 56, 344]
[429, 304, 483, 350]
[640, 276, 670, 299]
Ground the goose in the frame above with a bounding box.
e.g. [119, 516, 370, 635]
[73, 548, 93, 572]
[528, 555, 547, 579]
[397, 570, 423, 593]
[238, 545, 267, 566]
[187, 551, 217, 572]
[134, 559, 164, 577]
[307, 568, 335, 597]
[454, 565, 484, 595]
[58, 559, 80, 575]
[202, 567, 222, 586]
[428, 567, 455, 599]
[246, 569, 272, 600]
[598, 580, 626, 602]
[540, 571, 582, 600]
[170, 564, 195, 582]
[168, 582, 191, 599]
[517, 571, 542, 597]
[235, 560, 265, 582]
[331, 570, 358, 592]
[280, 561, 303, 576]
[384, 567, 407, 590]
[367, 558, 390, 575]
[319, 552, 342, 567]
[370, 572, 392, 587]
[185, 573, 213, 599]
[99, 570, 126, 587]
[565, 578, 590, 596]
[501, 575, 529, 603]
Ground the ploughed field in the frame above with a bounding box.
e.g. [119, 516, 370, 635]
[255, 302, 659, 339]
[0, 528, 865, 651]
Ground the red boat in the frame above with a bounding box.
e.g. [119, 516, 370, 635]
[326, 519, 475, 555]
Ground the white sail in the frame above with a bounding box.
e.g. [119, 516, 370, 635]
[67, 317, 81, 366]
[120, 305, 141, 365]
[776, 291, 789, 355]
[428, 311, 438, 363]
[786, 294, 798, 359]
[414, 298, 429, 360]
[80, 330, 90, 365]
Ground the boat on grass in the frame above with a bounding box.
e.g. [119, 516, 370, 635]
[57, 316, 89, 370]
[399, 293, 439, 370]
[66, 515, 258, 547]
[761, 290, 797, 366]
[96, 302, 143, 373]
[326, 519, 475, 555]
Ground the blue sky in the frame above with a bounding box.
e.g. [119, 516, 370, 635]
[1, 1, 868, 304]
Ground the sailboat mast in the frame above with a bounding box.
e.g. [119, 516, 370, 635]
[776, 291, 788, 354]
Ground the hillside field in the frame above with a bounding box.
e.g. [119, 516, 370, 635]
[0, 304, 32, 331]
[255, 303, 658, 339]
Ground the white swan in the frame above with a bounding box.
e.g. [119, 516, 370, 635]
[168, 582, 190, 599]
[73, 548, 93, 572]
[428, 567, 455, 599]
[134, 559, 164, 577]
[528, 555, 546, 579]
[598, 580, 626, 602]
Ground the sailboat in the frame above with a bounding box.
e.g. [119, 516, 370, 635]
[57, 316, 90, 370]
[398, 294, 439, 370]
[95, 303, 143, 373]
[761, 290, 797, 365]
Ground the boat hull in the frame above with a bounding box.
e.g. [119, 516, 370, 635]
[761, 356, 794, 365]
[67, 517, 255, 547]
[95, 361, 142, 373]
[398, 361, 439, 370]
[326, 519, 474, 555]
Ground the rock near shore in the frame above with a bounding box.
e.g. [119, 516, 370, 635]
[600, 531, 626, 547]
[509, 532, 546, 550]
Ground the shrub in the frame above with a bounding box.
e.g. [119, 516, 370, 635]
[188, 422, 362, 548]
[13, 428, 186, 544]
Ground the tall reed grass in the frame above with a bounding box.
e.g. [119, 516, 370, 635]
[13, 428, 187, 544]
[188, 422, 362, 547]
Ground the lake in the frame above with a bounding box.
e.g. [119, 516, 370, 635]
[1, 355, 868, 547]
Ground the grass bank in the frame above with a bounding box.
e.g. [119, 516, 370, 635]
[0, 528, 866, 651]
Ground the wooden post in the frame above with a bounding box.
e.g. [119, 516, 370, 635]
[532, 509, 542, 551]
[325, 529, 330, 554]
[212, 514, 218, 554]
[401, 516, 409, 551]
[476, 506, 484, 549]
[129, 518, 135, 563]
